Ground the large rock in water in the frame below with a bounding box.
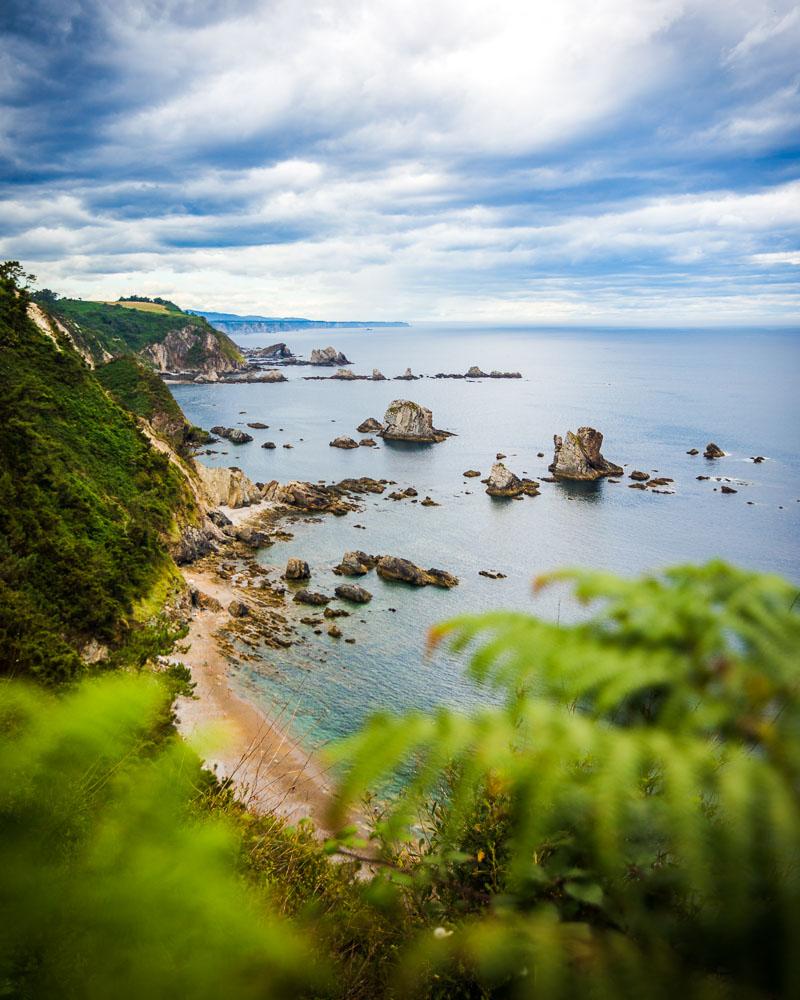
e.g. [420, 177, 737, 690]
[379, 400, 452, 443]
[357, 417, 383, 434]
[196, 463, 263, 508]
[284, 558, 310, 580]
[334, 583, 372, 603]
[209, 426, 253, 444]
[376, 556, 459, 588]
[485, 462, 523, 497]
[310, 346, 351, 366]
[335, 550, 378, 576]
[330, 436, 359, 449]
[549, 427, 623, 481]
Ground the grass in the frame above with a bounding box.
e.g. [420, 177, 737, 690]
[104, 300, 180, 315]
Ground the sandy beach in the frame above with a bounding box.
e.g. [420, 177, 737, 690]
[174, 502, 339, 835]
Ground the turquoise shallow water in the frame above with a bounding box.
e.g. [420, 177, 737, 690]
[171, 323, 800, 747]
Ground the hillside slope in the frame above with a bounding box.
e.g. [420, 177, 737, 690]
[39, 296, 245, 372]
[0, 269, 205, 683]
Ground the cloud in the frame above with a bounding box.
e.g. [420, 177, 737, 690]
[0, 0, 798, 322]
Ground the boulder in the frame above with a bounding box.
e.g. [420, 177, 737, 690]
[466, 365, 489, 378]
[327, 624, 343, 638]
[704, 442, 725, 459]
[228, 600, 250, 618]
[485, 462, 523, 497]
[207, 509, 233, 528]
[293, 590, 331, 606]
[549, 427, 623, 480]
[379, 399, 452, 443]
[420, 496, 439, 506]
[234, 525, 271, 548]
[247, 421, 269, 429]
[284, 558, 310, 580]
[261, 441, 277, 449]
[357, 417, 384, 434]
[629, 470, 650, 481]
[335, 550, 378, 576]
[359, 437, 377, 447]
[687, 448, 700, 455]
[334, 583, 373, 603]
[190, 588, 223, 612]
[330, 436, 360, 449]
[720, 485, 737, 494]
[463, 469, 481, 478]
[376, 556, 458, 588]
[310, 346, 351, 366]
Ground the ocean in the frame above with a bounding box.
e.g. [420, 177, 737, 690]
[171, 323, 800, 748]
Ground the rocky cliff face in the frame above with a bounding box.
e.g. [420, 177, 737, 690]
[549, 427, 623, 480]
[195, 463, 263, 508]
[142, 325, 244, 374]
[379, 399, 452, 443]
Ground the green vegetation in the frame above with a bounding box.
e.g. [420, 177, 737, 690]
[0, 266, 195, 683]
[1, 562, 798, 998]
[116, 294, 184, 312]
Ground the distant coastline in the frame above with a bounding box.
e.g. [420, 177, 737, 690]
[190, 309, 410, 336]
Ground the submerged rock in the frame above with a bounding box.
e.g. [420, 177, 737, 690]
[284, 558, 311, 580]
[549, 427, 623, 481]
[293, 590, 331, 606]
[704, 442, 725, 459]
[357, 417, 384, 434]
[379, 399, 452, 443]
[247, 421, 269, 429]
[310, 346, 351, 366]
[335, 583, 373, 603]
[330, 436, 360, 449]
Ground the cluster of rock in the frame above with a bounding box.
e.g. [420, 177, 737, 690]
[333, 551, 458, 588]
[433, 367, 522, 379]
[309, 346, 352, 366]
[394, 367, 420, 380]
[243, 343, 295, 361]
[303, 367, 387, 381]
[549, 427, 623, 481]
[210, 425, 253, 445]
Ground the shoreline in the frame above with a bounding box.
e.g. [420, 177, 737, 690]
[174, 502, 339, 835]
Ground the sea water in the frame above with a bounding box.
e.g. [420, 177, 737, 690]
[171, 323, 800, 746]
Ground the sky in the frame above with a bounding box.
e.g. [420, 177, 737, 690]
[0, 0, 798, 324]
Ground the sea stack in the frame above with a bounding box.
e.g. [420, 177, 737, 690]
[309, 346, 351, 366]
[378, 400, 452, 443]
[549, 427, 623, 480]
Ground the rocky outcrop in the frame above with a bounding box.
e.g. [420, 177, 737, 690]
[489, 370, 521, 379]
[330, 436, 359, 449]
[394, 367, 419, 380]
[262, 441, 276, 449]
[228, 600, 250, 617]
[284, 558, 310, 580]
[359, 438, 377, 447]
[376, 556, 459, 588]
[196, 463, 263, 508]
[247, 421, 269, 429]
[334, 583, 372, 603]
[335, 550, 379, 576]
[310, 346, 351, 366]
[247, 343, 294, 360]
[336, 478, 386, 494]
[261, 480, 357, 515]
[485, 462, 523, 497]
[466, 366, 489, 378]
[629, 470, 650, 481]
[704, 442, 725, 459]
[222, 369, 287, 383]
[171, 523, 222, 564]
[379, 400, 452, 443]
[357, 417, 384, 434]
[331, 368, 357, 380]
[549, 427, 623, 481]
[372, 369, 386, 380]
[142, 325, 244, 374]
[210, 426, 253, 445]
